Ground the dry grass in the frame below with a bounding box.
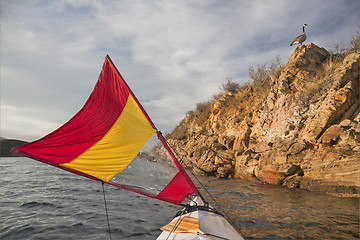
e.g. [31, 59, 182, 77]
[303, 55, 343, 103]
[218, 57, 285, 121]
[167, 120, 188, 140]
[304, 26, 360, 103]
[193, 101, 213, 126]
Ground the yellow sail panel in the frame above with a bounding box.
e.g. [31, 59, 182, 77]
[61, 95, 156, 182]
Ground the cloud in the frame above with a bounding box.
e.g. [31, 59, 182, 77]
[1, 104, 61, 140]
[1, 0, 359, 141]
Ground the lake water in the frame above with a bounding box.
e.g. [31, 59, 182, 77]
[1, 157, 359, 239]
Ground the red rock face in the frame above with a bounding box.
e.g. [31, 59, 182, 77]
[254, 165, 286, 185]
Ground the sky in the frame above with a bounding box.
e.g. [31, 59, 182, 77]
[1, 0, 359, 141]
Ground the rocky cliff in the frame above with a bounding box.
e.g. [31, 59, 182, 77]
[168, 43, 360, 197]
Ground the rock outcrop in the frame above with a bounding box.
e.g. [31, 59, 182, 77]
[168, 43, 360, 197]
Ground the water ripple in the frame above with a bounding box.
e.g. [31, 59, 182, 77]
[1, 157, 359, 239]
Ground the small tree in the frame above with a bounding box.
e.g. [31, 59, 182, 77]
[248, 56, 284, 85]
[221, 78, 240, 93]
[350, 25, 360, 53]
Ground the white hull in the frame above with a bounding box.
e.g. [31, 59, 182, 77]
[157, 197, 244, 240]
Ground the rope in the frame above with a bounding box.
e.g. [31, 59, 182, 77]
[165, 207, 186, 240]
[102, 181, 112, 240]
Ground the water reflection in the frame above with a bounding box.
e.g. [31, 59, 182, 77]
[197, 177, 359, 239]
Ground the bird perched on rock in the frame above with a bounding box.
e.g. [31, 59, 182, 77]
[290, 24, 307, 46]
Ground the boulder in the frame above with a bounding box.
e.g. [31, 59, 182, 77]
[254, 165, 286, 185]
[320, 125, 343, 145]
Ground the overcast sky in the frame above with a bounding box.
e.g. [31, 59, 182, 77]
[1, 0, 359, 141]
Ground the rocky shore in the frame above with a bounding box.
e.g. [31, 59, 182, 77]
[168, 43, 360, 197]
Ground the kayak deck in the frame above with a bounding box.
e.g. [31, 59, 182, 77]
[157, 197, 244, 240]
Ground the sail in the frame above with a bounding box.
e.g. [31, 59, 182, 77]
[11, 55, 198, 205]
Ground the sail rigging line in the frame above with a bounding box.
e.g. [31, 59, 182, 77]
[156, 131, 199, 195]
[165, 140, 244, 236]
[164, 139, 216, 202]
[185, 195, 198, 206]
[165, 207, 187, 240]
[102, 181, 112, 240]
[157, 131, 206, 204]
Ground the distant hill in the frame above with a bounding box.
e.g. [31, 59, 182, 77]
[0, 138, 28, 157]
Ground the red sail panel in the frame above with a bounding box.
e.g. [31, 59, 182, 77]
[109, 170, 197, 205]
[157, 132, 198, 198]
[156, 172, 196, 204]
[11, 55, 198, 205]
[12, 56, 131, 165]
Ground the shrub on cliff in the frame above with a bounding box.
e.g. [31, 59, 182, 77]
[167, 101, 212, 140]
[221, 78, 240, 93]
[350, 26, 360, 53]
[167, 120, 188, 140]
[191, 101, 213, 128]
[216, 57, 285, 121]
